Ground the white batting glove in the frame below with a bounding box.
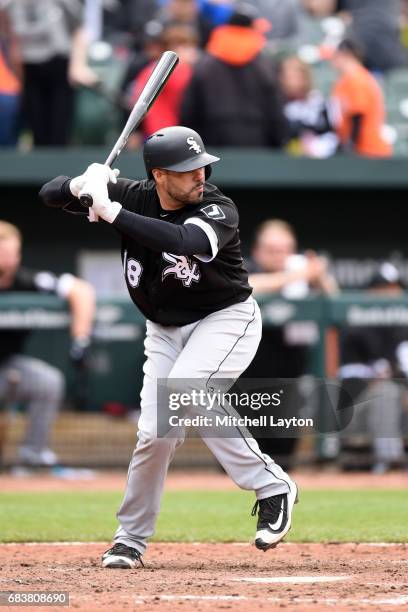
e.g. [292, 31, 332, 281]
[84, 163, 120, 185]
[88, 198, 122, 224]
[78, 179, 122, 224]
[69, 174, 88, 198]
[70, 164, 120, 198]
[88, 208, 99, 223]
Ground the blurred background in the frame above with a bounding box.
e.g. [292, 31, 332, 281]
[1, 0, 408, 476]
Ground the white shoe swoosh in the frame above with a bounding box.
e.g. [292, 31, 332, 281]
[268, 499, 285, 530]
[102, 555, 136, 568]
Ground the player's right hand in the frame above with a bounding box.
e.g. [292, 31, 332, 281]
[70, 164, 120, 198]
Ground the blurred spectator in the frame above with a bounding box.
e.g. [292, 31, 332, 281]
[339, 263, 408, 473]
[331, 40, 393, 157]
[156, 0, 212, 46]
[303, 0, 336, 18]
[120, 20, 165, 123]
[102, 0, 160, 48]
[246, 0, 300, 41]
[198, 0, 233, 27]
[129, 22, 199, 141]
[243, 220, 337, 469]
[0, 221, 95, 466]
[279, 55, 338, 157]
[0, 8, 22, 146]
[335, 0, 406, 73]
[181, 2, 288, 147]
[5, 0, 98, 146]
[248, 220, 338, 297]
[401, 0, 408, 51]
[294, 1, 347, 62]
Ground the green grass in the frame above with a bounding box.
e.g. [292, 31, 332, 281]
[1, 490, 407, 543]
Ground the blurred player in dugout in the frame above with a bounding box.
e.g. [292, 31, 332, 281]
[244, 219, 338, 468]
[339, 263, 408, 473]
[0, 221, 95, 466]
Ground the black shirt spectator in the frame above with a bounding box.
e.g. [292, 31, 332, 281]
[5, 0, 98, 146]
[279, 55, 337, 158]
[336, 0, 406, 72]
[103, 0, 160, 47]
[181, 5, 288, 147]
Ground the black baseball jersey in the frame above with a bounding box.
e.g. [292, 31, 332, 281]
[110, 179, 251, 325]
[0, 268, 72, 364]
[41, 177, 252, 326]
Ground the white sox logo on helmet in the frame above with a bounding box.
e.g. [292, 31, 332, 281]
[162, 253, 201, 287]
[187, 136, 202, 154]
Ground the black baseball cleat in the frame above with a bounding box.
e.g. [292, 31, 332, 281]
[102, 543, 144, 569]
[252, 480, 298, 551]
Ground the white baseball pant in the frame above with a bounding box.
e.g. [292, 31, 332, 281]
[114, 296, 292, 553]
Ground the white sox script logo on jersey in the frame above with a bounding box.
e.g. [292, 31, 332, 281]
[187, 136, 201, 154]
[162, 253, 201, 287]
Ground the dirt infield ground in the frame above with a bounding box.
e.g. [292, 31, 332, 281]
[1, 471, 407, 611]
[2, 542, 407, 611]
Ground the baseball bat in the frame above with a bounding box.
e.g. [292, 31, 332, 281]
[80, 50, 179, 208]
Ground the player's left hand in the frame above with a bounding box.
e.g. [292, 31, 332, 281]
[70, 164, 120, 198]
[84, 163, 120, 186]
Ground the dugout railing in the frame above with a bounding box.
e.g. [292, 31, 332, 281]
[1, 293, 408, 467]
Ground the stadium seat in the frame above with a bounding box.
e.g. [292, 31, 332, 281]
[311, 62, 336, 96]
[384, 68, 408, 157]
[72, 43, 126, 146]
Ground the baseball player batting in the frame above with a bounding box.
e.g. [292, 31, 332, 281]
[40, 126, 298, 568]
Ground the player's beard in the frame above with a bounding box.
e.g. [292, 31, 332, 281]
[167, 184, 204, 205]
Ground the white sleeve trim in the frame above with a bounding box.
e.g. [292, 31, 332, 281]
[184, 217, 219, 263]
[56, 273, 76, 298]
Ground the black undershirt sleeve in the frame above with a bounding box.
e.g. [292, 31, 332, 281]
[39, 176, 212, 256]
[39, 176, 74, 207]
[113, 208, 211, 256]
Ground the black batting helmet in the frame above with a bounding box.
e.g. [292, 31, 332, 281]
[143, 126, 220, 179]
